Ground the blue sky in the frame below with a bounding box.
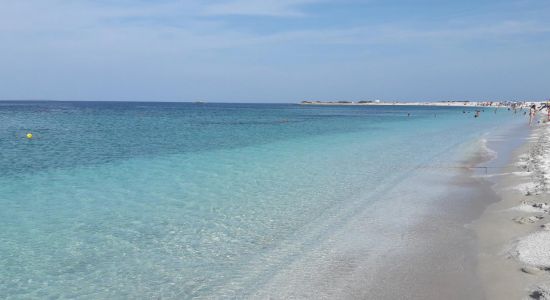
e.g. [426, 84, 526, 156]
[1, 0, 549, 102]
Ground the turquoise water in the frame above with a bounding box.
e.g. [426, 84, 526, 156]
[0, 102, 525, 298]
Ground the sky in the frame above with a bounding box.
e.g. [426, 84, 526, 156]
[0, 0, 549, 102]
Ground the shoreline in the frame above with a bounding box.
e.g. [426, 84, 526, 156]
[300, 101, 542, 108]
[249, 121, 526, 299]
[474, 117, 550, 299]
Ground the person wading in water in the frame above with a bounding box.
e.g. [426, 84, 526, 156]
[529, 104, 537, 126]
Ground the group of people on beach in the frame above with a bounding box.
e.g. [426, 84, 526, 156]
[406, 102, 550, 124]
[529, 102, 550, 126]
[453, 101, 550, 126]
[469, 102, 550, 126]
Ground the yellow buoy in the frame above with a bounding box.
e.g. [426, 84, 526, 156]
[26, 133, 33, 139]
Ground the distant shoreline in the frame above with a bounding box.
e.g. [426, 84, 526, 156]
[300, 101, 541, 107]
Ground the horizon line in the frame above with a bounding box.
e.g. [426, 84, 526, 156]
[1, 98, 547, 104]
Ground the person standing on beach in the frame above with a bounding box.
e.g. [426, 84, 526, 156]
[537, 101, 550, 122]
[529, 104, 537, 126]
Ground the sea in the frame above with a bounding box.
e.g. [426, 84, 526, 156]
[0, 101, 528, 299]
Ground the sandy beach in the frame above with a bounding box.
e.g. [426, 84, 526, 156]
[474, 115, 550, 299]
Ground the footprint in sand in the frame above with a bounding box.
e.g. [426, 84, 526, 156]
[527, 285, 550, 300]
[514, 215, 545, 224]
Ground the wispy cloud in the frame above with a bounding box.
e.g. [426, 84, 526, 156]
[203, 0, 322, 17]
[3, 0, 548, 50]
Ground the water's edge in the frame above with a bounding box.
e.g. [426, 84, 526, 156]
[346, 143, 503, 299]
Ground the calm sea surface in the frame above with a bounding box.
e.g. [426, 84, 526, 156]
[0, 101, 526, 298]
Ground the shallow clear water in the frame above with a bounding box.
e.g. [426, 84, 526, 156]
[0, 102, 526, 298]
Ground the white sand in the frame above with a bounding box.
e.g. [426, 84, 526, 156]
[517, 231, 550, 268]
[510, 202, 549, 214]
[515, 124, 550, 270]
[512, 204, 545, 213]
